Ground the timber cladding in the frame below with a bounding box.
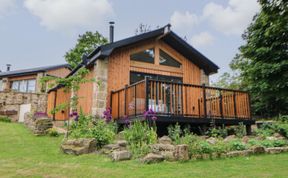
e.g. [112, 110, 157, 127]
[107, 39, 202, 107]
[47, 88, 70, 120]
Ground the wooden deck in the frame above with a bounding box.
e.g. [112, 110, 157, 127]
[111, 78, 254, 126]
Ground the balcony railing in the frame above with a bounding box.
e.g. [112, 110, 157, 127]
[110, 78, 251, 120]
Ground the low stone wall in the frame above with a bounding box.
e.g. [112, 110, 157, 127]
[24, 112, 53, 135]
[0, 91, 47, 122]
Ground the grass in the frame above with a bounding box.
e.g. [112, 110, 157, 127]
[0, 123, 288, 178]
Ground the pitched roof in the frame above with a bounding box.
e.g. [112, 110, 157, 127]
[86, 25, 219, 74]
[0, 64, 71, 78]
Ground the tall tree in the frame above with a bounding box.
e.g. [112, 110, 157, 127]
[65, 31, 108, 69]
[231, 0, 288, 117]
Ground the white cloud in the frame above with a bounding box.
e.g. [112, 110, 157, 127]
[170, 11, 198, 30]
[203, 0, 260, 35]
[191, 32, 214, 47]
[24, 0, 114, 31]
[0, 0, 16, 17]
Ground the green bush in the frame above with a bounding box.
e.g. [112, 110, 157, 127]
[0, 116, 11, 123]
[206, 127, 228, 138]
[168, 123, 182, 144]
[70, 113, 116, 148]
[47, 128, 59, 137]
[235, 123, 246, 138]
[123, 120, 157, 158]
[228, 140, 247, 151]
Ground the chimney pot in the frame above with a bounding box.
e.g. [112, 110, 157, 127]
[6, 64, 11, 71]
[109, 21, 115, 43]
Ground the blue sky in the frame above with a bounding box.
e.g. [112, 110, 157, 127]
[0, 0, 259, 82]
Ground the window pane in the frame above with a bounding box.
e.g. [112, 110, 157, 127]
[19, 80, 27, 92]
[27, 80, 36, 92]
[130, 48, 154, 63]
[12, 81, 19, 91]
[0, 80, 3, 91]
[159, 50, 182, 68]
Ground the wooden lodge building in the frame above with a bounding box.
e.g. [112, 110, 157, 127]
[47, 24, 254, 133]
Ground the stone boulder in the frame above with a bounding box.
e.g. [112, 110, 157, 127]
[226, 150, 253, 157]
[242, 136, 250, 143]
[224, 135, 236, 142]
[150, 143, 175, 153]
[251, 146, 265, 154]
[24, 113, 53, 135]
[111, 150, 132, 161]
[101, 140, 128, 154]
[207, 137, 217, 145]
[266, 147, 288, 154]
[158, 136, 172, 145]
[173, 144, 189, 161]
[273, 133, 286, 140]
[61, 138, 97, 155]
[142, 153, 164, 164]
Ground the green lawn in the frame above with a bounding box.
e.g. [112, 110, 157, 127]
[1, 123, 288, 178]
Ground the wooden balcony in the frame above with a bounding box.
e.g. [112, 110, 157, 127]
[111, 78, 254, 126]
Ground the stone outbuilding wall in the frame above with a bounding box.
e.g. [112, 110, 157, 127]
[0, 91, 47, 122]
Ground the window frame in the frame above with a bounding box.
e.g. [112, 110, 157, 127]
[159, 49, 182, 68]
[130, 48, 155, 64]
[11, 79, 36, 93]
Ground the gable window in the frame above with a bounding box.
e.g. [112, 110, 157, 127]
[11, 79, 36, 93]
[130, 48, 155, 64]
[159, 49, 181, 68]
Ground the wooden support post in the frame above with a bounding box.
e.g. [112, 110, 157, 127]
[202, 84, 207, 119]
[53, 90, 57, 121]
[248, 93, 252, 119]
[117, 92, 120, 119]
[134, 85, 137, 116]
[219, 90, 223, 119]
[145, 77, 149, 111]
[246, 124, 252, 135]
[124, 85, 128, 116]
[233, 92, 237, 119]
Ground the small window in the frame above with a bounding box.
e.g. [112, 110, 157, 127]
[159, 49, 182, 68]
[130, 48, 155, 64]
[27, 80, 36, 92]
[19, 80, 27, 92]
[12, 81, 19, 91]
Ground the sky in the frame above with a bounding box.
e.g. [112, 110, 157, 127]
[0, 0, 260, 82]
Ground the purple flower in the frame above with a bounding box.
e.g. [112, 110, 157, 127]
[143, 108, 157, 121]
[103, 108, 112, 123]
[123, 115, 131, 127]
[74, 115, 79, 122]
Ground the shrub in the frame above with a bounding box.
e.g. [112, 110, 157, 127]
[168, 123, 182, 144]
[272, 140, 287, 147]
[260, 140, 274, 148]
[275, 123, 288, 139]
[228, 140, 247, 151]
[47, 128, 59, 137]
[123, 120, 157, 158]
[70, 112, 116, 148]
[206, 127, 228, 138]
[235, 123, 246, 138]
[0, 116, 11, 123]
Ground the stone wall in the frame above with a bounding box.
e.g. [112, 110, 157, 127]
[92, 58, 109, 117]
[0, 91, 47, 122]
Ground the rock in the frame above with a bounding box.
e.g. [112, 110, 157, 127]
[207, 137, 217, 145]
[266, 136, 277, 141]
[201, 154, 210, 160]
[226, 150, 253, 157]
[150, 144, 175, 153]
[61, 138, 97, 155]
[273, 133, 285, 140]
[160, 151, 176, 161]
[251, 146, 265, 154]
[142, 153, 164, 164]
[116, 140, 128, 147]
[242, 136, 250, 143]
[173, 144, 189, 161]
[224, 135, 236, 142]
[115, 131, 125, 140]
[266, 147, 286, 154]
[24, 114, 53, 135]
[191, 154, 202, 160]
[111, 150, 132, 161]
[103, 144, 120, 150]
[158, 136, 172, 145]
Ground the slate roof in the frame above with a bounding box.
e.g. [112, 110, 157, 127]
[86, 24, 219, 74]
[0, 64, 70, 78]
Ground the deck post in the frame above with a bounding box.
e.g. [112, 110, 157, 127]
[219, 90, 223, 119]
[145, 77, 149, 111]
[134, 85, 137, 116]
[246, 124, 252, 135]
[202, 84, 207, 119]
[248, 93, 252, 119]
[233, 92, 237, 119]
[124, 85, 128, 116]
[53, 90, 57, 121]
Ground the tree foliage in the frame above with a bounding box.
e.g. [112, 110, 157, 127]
[231, 0, 288, 116]
[65, 31, 108, 69]
[211, 72, 241, 90]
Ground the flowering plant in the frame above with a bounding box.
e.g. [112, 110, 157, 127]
[103, 108, 112, 123]
[143, 108, 157, 121]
